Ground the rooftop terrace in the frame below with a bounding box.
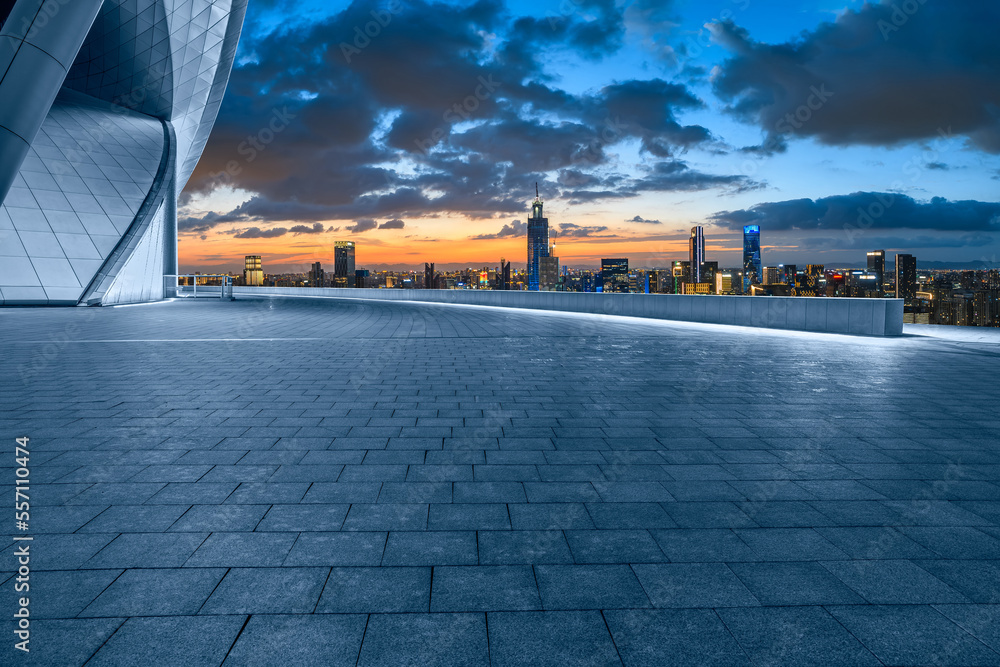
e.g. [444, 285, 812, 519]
[2, 296, 999, 666]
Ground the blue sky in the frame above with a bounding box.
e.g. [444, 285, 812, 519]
[178, 0, 1000, 272]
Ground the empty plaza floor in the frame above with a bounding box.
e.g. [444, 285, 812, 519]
[2, 295, 999, 666]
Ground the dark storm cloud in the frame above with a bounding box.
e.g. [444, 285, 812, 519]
[709, 3, 1000, 153]
[632, 160, 756, 194]
[710, 193, 1000, 233]
[553, 223, 612, 238]
[801, 234, 995, 250]
[379, 219, 405, 229]
[182, 0, 738, 229]
[234, 226, 288, 239]
[289, 223, 326, 234]
[470, 220, 527, 240]
[347, 218, 378, 233]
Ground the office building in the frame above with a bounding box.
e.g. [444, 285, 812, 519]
[244, 256, 263, 286]
[540, 247, 560, 291]
[762, 266, 782, 285]
[689, 227, 705, 284]
[601, 258, 629, 293]
[672, 261, 690, 294]
[716, 272, 734, 295]
[308, 262, 325, 287]
[425, 263, 436, 290]
[335, 241, 356, 286]
[743, 225, 761, 292]
[895, 254, 917, 301]
[868, 250, 886, 294]
[700, 261, 718, 291]
[0, 0, 246, 305]
[498, 259, 511, 290]
[526, 186, 549, 291]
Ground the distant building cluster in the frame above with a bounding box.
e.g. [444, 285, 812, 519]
[228, 189, 1000, 328]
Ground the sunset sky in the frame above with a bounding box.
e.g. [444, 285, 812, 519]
[178, 0, 1000, 274]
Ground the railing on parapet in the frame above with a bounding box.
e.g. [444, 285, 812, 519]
[164, 275, 235, 300]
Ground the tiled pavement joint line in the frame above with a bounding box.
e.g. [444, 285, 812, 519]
[599, 610, 627, 666]
[221, 614, 253, 665]
[711, 608, 756, 665]
[313, 567, 334, 614]
[80, 617, 129, 667]
[197, 567, 233, 615]
[354, 614, 371, 667]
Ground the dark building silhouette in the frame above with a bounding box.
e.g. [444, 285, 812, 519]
[424, 263, 435, 289]
[895, 254, 916, 301]
[689, 226, 705, 283]
[743, 225, 761, 292]
[527, 185, 549, 291]
[867, 250, 886, 295]
[601, 258, 629, 293]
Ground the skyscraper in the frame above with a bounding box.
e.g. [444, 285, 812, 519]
[743, 225, 761, 292]
[309, 262, 325, 286]
[601, 258, 629, 293]
[689, 227, 705, 284]
[867, 250, 886, 294]
[527, 185, 549, 291]
[425, 262, 436, 290]
[895, 254, 916, 301]
[335, 241, 356, 286]
[244, 256, 263, 286]
[499, 259, 511, 290]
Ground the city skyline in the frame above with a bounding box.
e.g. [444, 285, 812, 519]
[177, 0, 1000, 274]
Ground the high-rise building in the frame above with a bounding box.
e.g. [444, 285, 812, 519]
[526, 185, 549, 291]
[308, 262, 325, 286]
[895, 254, 916, 301]
[498, 259, 511, 290]
[700, 261, 718, 291]
[743, 225, 761, 292]
[244, 256, 263, 286]
[867, 250, 886, 294]
[689, 226, 705, 284]
[540, 243, 560, 291]
[672, 260, 690, 294]
[601, 258, 629, 293]
[716, 272, 734, 294]
[424, 262, 435, 290]
[762, 266, 781, 285]
[334, 241, 356, 287]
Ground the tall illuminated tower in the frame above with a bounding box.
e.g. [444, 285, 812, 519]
[743, 225, 761, 292]
[689, 227, 705, 284]
[526, 184, 549, 291]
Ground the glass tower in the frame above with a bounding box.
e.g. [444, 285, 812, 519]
[689, 226, 705, 284]
[335, 242, 356, 278]
[743, 225, 761, 292]
[527, 188, 549, 291]
[895, 254, 916, 301]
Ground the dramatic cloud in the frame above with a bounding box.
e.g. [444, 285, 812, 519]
[233, 226, 288, 239]
[709, 3, 1000, 153]
[470, 220, 527, 240]
[289, 223, 326, 234]
[553, 223, 612, 238]
[347, 218, 378, 233]
[379, 219, 405, 229]
[710, 193, 1000, 233]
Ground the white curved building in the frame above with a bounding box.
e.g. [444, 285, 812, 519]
[0, 0, 247, 305]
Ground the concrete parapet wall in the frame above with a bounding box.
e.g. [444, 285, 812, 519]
[233, 287, 904, 336]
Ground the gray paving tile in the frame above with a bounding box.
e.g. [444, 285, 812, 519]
[728, 561, 866, 606]
[431, 565, 541, 611]
[478, 530, 573, 565]
[821, 559, 969, 604]
[382, 531, 478, 566]
[200, 567, 328, 614]
[719, 606, 881, 667]
[168, 504, 269, 532]
[488, 610, 620, 667]
[316, 567, 431, 613]
[342, 503, 428, 531]
[87, 615, 246, 667]
[829, 605, 1000, 667]
[633, 563, 759, 608]
[429, 503, 510, 530]
[935, 604, 1000, 654]
[86, 533, 208, 569]
[256, 504, 350, 531]
[80, 568, 226, 617]
[605, 608, 751, 666]
[224, 614, 367, 666]
[651, 529, 760, 562]
[357, 613, 488, 667]
[283, 532, 387, 566]
[565, 529, 667, 563]
[535, 564, 650, 610]
[30, 569, 122, 618]
[0, 618, 123, 666]
[184, 532, 296, 567]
